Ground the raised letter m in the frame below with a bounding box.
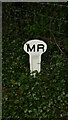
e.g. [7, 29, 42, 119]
[27, 44, 35, 52]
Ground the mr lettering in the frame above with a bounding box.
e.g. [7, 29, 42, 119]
[27, 44, 44, 52]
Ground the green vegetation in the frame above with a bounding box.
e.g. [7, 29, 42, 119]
[2, 2, 68, 119]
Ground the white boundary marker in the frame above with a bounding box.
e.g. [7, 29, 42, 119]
[24, 39, 47, 75]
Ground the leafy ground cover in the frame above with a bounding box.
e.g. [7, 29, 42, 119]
[2, 2, 68, 120]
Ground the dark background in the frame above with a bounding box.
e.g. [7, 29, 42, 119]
[2, 2, 68, 119]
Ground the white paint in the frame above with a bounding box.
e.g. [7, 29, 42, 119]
[24, 39, 47, 75]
